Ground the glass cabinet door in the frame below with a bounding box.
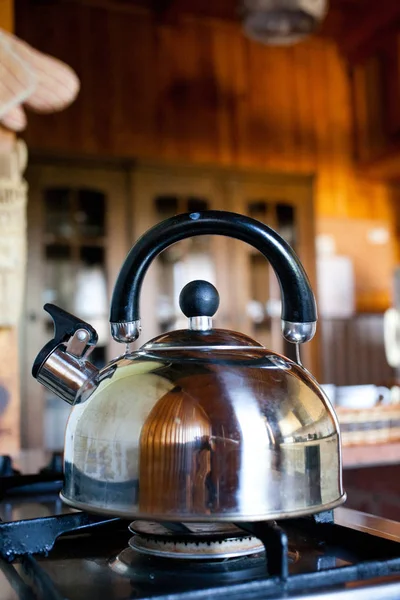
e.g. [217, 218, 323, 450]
[154, 196, 216, 332]
[40, 185, 109, 451]
[247, 200, 298, 361]
[226, 175, 316, 372]
[132, 167, 228, 343]
[43, 187, 109, 362]
[22, 164, 130, 451]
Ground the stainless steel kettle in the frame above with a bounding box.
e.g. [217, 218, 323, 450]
[32, 210, 345, 521]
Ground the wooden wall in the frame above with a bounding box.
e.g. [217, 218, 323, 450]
[15, 2, 397, 310]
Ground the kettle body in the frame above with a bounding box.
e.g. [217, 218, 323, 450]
[61, 332, 343, 521]
[32, 210, 345, 521]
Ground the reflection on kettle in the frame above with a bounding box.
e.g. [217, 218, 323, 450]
[31, 210, 345, 522]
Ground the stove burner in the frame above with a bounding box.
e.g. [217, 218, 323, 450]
[128, 521, 265, 560]
[109, 546, 269, 589]
[109, 532, 299, 591]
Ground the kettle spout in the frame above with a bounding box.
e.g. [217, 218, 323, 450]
[32, 304, 99, 405]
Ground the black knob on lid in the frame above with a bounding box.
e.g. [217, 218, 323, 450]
[179, 280, 220, 318]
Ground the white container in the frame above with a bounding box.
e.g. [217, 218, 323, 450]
[320, 384, 336, 406]
[335, 385, 390, 409]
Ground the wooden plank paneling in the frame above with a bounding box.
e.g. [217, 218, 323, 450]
[291, 43, 316, 171]
[210, 23, 246, 164]
[320, 315, 394, 386]
[110, 12, 158, 156]
[0, 0, 13, 31]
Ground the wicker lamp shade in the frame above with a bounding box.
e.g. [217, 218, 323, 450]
[0, 140, 27, 326]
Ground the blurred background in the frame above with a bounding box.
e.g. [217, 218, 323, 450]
[1, 0, 400, 519]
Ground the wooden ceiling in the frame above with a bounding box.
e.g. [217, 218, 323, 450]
[102, 0, 400, 61]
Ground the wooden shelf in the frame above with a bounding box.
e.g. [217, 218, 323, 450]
[44, 234, 106, 247]
[343, 442, 400, 469]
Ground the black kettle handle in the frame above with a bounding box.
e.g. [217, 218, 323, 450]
[110, 211, 317, 344]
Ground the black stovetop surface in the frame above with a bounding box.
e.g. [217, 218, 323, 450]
[0, 454, 400, 600]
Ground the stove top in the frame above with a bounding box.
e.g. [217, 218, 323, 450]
[0, 453, 400, 600]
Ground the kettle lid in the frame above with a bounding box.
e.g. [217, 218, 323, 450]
[142, 280, 263, 350]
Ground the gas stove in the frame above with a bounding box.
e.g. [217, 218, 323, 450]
[0, 453, 400, 600]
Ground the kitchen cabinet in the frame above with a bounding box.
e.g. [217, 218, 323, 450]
[22, 160, 315, 449]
